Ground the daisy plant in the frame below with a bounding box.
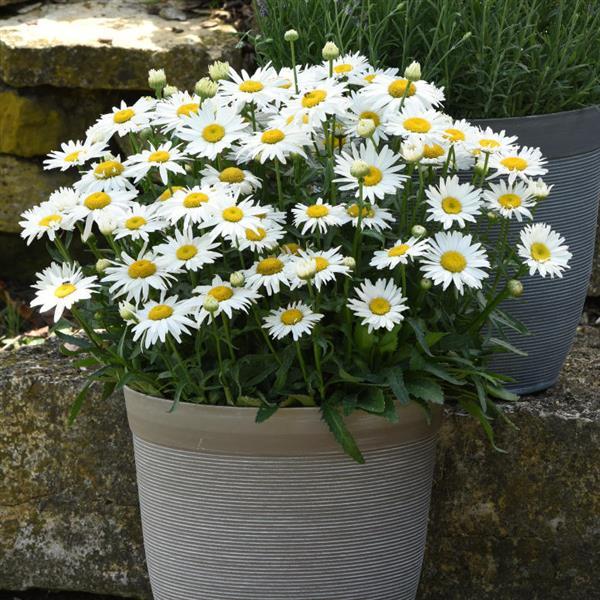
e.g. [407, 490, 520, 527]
[24, 42, 572, 462]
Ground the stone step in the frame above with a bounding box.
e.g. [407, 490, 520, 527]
[0, 326, 598, 599]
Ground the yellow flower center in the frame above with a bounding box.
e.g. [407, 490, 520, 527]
[388, 79, 416, 99]
[333, 63, 353, 74]
[128, 259, 157, 279]
[279, 80, 292, 89]
[359, 110, 381, 126]
[441, 196, 463, 214]
[498, 193, 522, 209]
[148, 150, 170, 163]
[479, 138, 500, 149]
[219, 167, 245, 183]
[94, 160, 124, 179]
[113, 108, 135, 123]
[280, 308, 304, 325]
[38, 214, 62, 227]
[125, 216, 147, 230]
[531, 242, 551, 262]
[239, 80, 264, 93]
[54, 283, 76, 298]
[306, 204, 329, 218]
[158, 186, 184, 201]
[148, 304, 174, 321]
[424, 143, 445, 159]
[314, 257, 329, 272]
[444, 128, 465, 142]
[369, 297, 391, 315]
[403, 117, 431, 133]
[281, 242, 300, 255]
[388, 244, 410, 257]
[261, 129, 285, 144]
[363, 74, 376, 83]
[245, 227, 266, 241]
[202, 124, 226, 143]
[440, 250, 467, 273]
[176, 102, 199, 117]
[183, 192, 209, 208]
[209, 285, 234, 301]
[363, 166, 383, 187]
[500, 157, 528, 171]
[301, 89, 327, 108]
[64, 150, 81, 162]
[222, 206, 244, 222]
[84, 191, 111, 210]
[347, 204, 375, 219]
[176, 244, 198, 260]
[257, 257, 284, 275]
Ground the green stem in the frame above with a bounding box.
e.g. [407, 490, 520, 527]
[222, 314, 235, 360]
[295, 340, 311, 393]
[274, 160, 284, 210]
[54, 236, 72, 263]
[290, 41, 299, 94]
[252, 307, 282, 365]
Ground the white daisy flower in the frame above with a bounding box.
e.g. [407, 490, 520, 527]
[517, 223, 571, 278]
[263, 302, 324, 341]
[237, 222, 285, 253]
[420, 231, 490, 294]
[314, 52, 370, 80]
[244, 254, 292, 296]
[345, 92, 391, 143]
[489, 146, 548, 184]
[200, 164, 262, 196]
[345, 202, 395, 232]
[442, 119, 478, 146]
[288, 247, 350, 291]
[470, 127, 518, 155]
[85, 121, 113, 146]
[155, 229, 221, 272]
[287, 79, 350, 127]
[348, 66, 399, 87]
[193, 275, 260, 324]
[102, 251, 176, 303]
[386, 108, 450, 146]
[74, 155, 135, 194]
[425, 175, 481, 229]
[158, 185, 224, 228]
[370, 236, 431, 270]
[132, 296, 197, 349]
[113, 202, 165, 241]
[95, 97, 155, 138]
[123, 141, 187, 185]
[31, 262, 98, 322]
[363, 75, 445, 112]
[291, 197, 348, 234]
[347, 278, 408, 333]
[236, 125, 309, 164]
[205, 195, 265, 241]
[43, 139, 106, 171]
[47, 187, 80, 212]
[420, 140, 476, 171]
[176, 99, 248, 160]
[152, 91, 202, 133]
[156, 185, 186, 203]
[334, 143, 406, 202]
[483, 180, 535, 221]
[219, 64, 287, 108]
[19, 201, 75, 245]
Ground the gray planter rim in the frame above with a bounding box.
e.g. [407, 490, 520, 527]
[472, 104, 600, 158]
[124, 386, 442, 456]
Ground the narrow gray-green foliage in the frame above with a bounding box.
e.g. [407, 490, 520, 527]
[252, 0, 600, 118]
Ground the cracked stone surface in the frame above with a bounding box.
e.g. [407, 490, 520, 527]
[0, 326, 598, 599]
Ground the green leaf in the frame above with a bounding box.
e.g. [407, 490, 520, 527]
[459, 398, 506, 453]
[383, 368, 410, 405]
[406, 377, 444, 404]
[237, 395, 262, 407]
[406, 317, 433, 356]
[353, 323, 376, 354]
[357, 388, 386, 414]
[486, 337, 528, 357]
[381, 395, 399, 423]
[377, 326, 400, 354]
[68, 380, 94, 425]
[281, 394, 316, 407]
[256, 404, 279, 423]
[321, 404, 365, 464]
[485, 384, 519, 402]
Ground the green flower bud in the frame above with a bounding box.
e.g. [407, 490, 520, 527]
[284, 29, 299, 42]
[508, 279, 524, 298]
[322, 41, 340, 61]
[208, 60, 230, 81]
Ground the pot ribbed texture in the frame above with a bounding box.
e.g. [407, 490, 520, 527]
[132, 432, 438, 600]
[490, 147, 600, 394]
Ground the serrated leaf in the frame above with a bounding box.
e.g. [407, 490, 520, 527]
[383, 368, 410, 404]
[353, 323, 376, 354]
[321, 404, 365, 464]
[406, 377, 444, 404]
[406, 317, 433, 356]
[357, 388, 386, 414]
[256, 404, 279, 423]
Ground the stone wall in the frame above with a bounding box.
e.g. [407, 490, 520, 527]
[1, 326, 598, 599]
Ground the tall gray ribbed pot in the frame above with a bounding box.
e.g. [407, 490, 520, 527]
[474, 106, 600, 394]
[124, 386, 442, 600]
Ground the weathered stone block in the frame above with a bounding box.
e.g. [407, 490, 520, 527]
[0, 0, 240, 91]
[0, 326, 598, 599]
[0, 154, 74, 233]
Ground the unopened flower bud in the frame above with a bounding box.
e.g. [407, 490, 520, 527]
[195, 77, 218, 99]
[95, 258, 111, 274]
[357, 118, 376, 138]
[507, 279, 524, 298]
[148, 68, 166, 90]
[411, 224, 427, 238]
[528, 178, 552, 200]
[284, 29, 299, 42]
[97, 215, 118, 236]
[322, 41, 340, 61]
[119, 301, 136, 322]
[342, 256, 356, 270]
[486, 210, 498, 221]
[209, 60, 230, 81]
[296, 258, 317, 280]
[420, 278, 433, 291]
[230, 271, 245, 288]
[404, 60, 422, 82]
[163, 85, 178, 97]
[401, 140, 424, 162]
[203, 295, 219, 313]
[350, 159, 370, 179]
